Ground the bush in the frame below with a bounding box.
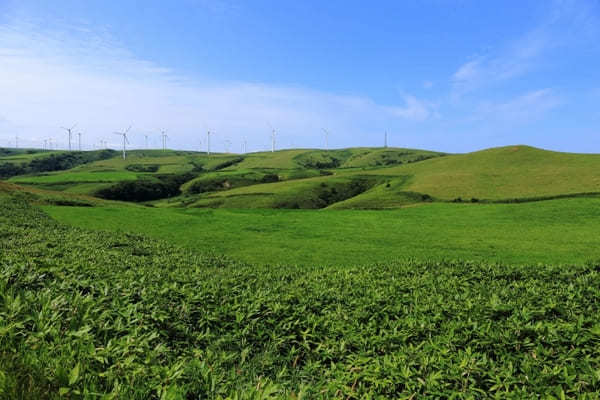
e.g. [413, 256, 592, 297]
[125, 164, 159, 172]
[261, 173, 279, 183]
[95, 173, 196, 202]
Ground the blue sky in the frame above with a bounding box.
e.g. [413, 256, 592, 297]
[0, 0, 599, 153]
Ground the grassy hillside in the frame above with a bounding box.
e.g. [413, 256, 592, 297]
[4, 145, 600, 209]
[4, 194, 600, 398]
[157, 145, 600, 209]
[45, 197, 600, 266]
[371, 145, 600, 201]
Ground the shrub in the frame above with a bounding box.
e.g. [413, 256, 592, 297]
[125, 164, 160, 172]
[261, 173, 279, 183]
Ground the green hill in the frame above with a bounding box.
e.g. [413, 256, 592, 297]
[375, 145, 600, 201]
[3, 145, 600, 209]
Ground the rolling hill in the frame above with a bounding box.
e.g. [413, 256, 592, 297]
[2, 145, 600, 209]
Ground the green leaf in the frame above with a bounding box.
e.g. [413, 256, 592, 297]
[69, 362, 80, 386]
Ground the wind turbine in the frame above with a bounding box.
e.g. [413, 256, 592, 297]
[144, 134, 149, 149]
[268, 123, 276, 152]
[43, 139, 47, 151]
[61, 124, 77, 151]
[160, 130, 168, 151]
[77, 132, 82, 151]
[206, 129, 212, 155]
[322, 128, 330, 150]
[384, 131, 388, 148]
[15, 134, 19, 149]
[224, 139, 231, 153]
[48, 138, 53, 150]
[113, 126, 131, 159]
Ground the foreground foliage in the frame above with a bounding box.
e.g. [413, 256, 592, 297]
[2, 196, 600, 398]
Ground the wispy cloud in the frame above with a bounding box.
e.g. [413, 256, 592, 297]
[473, 89, 562, 125]
[452, 0, 599, 96]
[0, 22, 432, 151]
[386, 95, 437, 122]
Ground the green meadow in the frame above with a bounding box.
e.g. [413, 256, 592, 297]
[44, 196, 600, 266]
[4, 144, 600, 397]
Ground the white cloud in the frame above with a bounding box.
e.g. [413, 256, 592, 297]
[473, 89, 562, 124]
[451, 0, 599, 95]
[0, 22, 432, 151]
[386, 95, 436, 122]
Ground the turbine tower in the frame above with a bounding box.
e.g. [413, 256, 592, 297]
[144, 134, 149, 149]
[322, 128, 330, 150]
[43, 139, 47, 151]
[113, 126, 131, 160]
[61, 124, 77, 151]
[268, 123, 276, 152]
[160, 130, 168, 151]
[77, 132, 82, 151]
[384, 131, 388, 148]
[206, 130, 212, 155]
[15, 134, 19, 149]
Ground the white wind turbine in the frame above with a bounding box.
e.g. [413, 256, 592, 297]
[61, 124, 77, 151]
[268, 123, 276, 152]
[77, 132, 83, 151]
[206, 129, 213, 155]
[322, 128, 330, 150]
[113, 126, 131, 159]
[160, 130, 168, 151]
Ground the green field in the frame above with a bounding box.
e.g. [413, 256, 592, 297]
[9, 170, 140, 184]
[4, 195, 600, 398]
[3, 144, 600, 397]
[44, 196, 600, 266]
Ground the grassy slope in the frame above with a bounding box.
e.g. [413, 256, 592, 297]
[0, 149, 67, 164]
[370, 145, 600, 201]
[161, 145, 600, 210]
[5, 145, 600, 209]
[4, 195, 600, 398]
[0, 181, 119, 207]
[44, 197, 600, 266]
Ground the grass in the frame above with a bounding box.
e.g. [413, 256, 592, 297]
[9, 171, 140, 184]
[4, 194, 600, 398]
[11, 145, 600, 209]
[44, 196, 600, 266]
[151, 145, 600, 210]
[369, 145, 600, 201]
[0, 149, 66, 164]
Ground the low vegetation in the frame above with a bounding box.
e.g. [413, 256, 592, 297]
[3, 194, 600, 398]
[45, 197, 600, 266]
[0, 150, 116, 179]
